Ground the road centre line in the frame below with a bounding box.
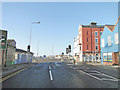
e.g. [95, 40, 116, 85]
[49, 66, 53, 81]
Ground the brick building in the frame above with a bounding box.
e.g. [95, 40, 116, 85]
[78, 22, 104, 62]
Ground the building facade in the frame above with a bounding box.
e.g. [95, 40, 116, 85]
[6, 39, 16, 65]
[78, 22, 104, 62]
[15, 48, 34, 64]
[101, 17, 120, 65]
[73, 35, 80, 62]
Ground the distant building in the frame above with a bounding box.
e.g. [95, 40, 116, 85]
[73, 35, 80, 62]
[101, 17, 120, 65]
[15, 48, 34, 64]
[78, 22, 104, 62]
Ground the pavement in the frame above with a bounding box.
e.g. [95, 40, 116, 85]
[1, 60, 119, 89]
[0, 63, 36, 78]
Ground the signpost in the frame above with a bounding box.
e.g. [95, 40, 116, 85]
[0, 30, 7, 66]
[0, 30, 7, 49]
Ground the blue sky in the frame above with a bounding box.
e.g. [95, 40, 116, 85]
[2, 2, 118, 56]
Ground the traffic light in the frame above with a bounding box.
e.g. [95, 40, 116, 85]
[66, 48, 68, 54]
[62, 52, 64, 55]
[68, 45, 71, 53]
[27, 45, 30, 52]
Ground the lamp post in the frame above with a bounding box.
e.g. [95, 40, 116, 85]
[27, 21, 40, 63]
[28, 21, 40, 52]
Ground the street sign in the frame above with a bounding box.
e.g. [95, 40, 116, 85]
[0, 30, 7, 49]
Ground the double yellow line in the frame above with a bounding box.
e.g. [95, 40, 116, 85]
[0, 68, 27, 83]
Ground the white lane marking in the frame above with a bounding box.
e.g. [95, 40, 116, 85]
[49, 66, 53, 80]
[102, 78, 118, 82]
[67, 64, 73, 65]
[49, 66, 51, 69]
[79, 69, 102, 81]
[92, 70, 118, 80]
[101, 73, 118, 80]
[68, 64, 118, 82]
[89, 73, 102, 75]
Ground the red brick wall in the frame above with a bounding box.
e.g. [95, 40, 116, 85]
[81, 27, 104, 52]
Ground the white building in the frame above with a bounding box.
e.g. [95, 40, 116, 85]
[73, 35, 80, 62]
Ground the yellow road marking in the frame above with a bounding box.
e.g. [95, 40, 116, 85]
[0, 68, 27, 82]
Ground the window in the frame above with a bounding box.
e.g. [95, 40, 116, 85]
[95, 45, 98, 50]
[108, 36, 111, 46]
[101, 38, 105, 47]
[87, 31, 88, 35]
[114, 33, 119, 44]
[100, 31, 103, 36]
[95, 31, 98, 37]
[95, 38, 98, 43]
[87, 38, 88, 42]
[87, 45, 88, 50]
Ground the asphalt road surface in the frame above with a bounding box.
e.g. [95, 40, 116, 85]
[2, 61, 118, 88]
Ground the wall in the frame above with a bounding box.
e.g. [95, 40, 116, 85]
[101, 21, 119, 65]
[6, 45, 15, 65]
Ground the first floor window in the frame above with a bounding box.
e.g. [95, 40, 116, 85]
[95, 38, 98, 43]
[87, 45, 88, 50]
[95, 45, 98, 50]
[101, 38, 105, 47]
[95, 31, 98, 37]
[115, 33, 119, 44]
[108, 36, 112, 46]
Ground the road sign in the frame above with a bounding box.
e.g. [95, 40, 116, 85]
[0, 30, 7, 49]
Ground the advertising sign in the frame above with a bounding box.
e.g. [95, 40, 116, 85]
[0, 30, 7, 49]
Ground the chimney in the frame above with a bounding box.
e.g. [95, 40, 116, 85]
[90, 22, 97, 26]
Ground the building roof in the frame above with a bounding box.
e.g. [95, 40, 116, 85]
[105, 25, 115, 31]
[81, 22, 104, 28]
[16, 48, 27, 53]
[7, 39, 15, 42]
[7, 39, 16, 47]
[16, 48, 34, 55]
[105, 16, 120, 32]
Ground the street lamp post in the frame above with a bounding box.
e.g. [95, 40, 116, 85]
[28, 21, 40, 52]
[27, 21, 40, 63]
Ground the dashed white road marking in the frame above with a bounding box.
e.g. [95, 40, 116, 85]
[49, 66, 53, 81]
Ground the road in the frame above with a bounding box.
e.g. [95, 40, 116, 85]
[2, 61, 118, 88]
